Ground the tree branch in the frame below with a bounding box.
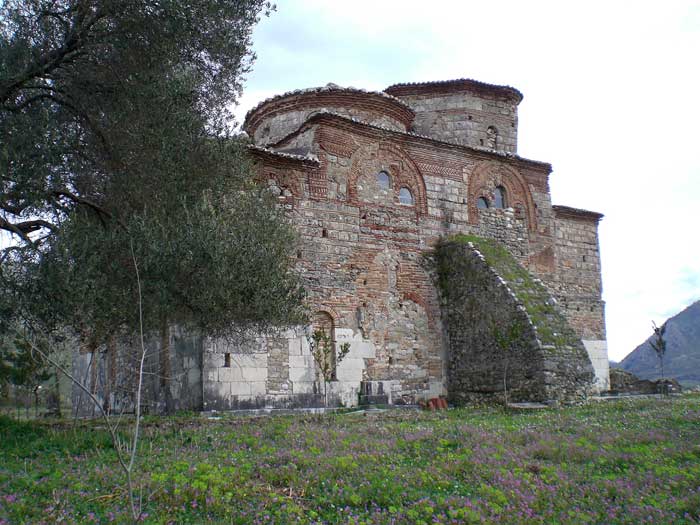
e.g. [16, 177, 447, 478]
[0, 8, 107, 105]
[51, 189, 125, 229]
[0, 216, 56, 244]
[0, 201, 30, 216]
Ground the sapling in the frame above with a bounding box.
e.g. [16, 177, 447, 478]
[650, 321, 667, 395]
[17, 244, 149, 521]
[307, 329, 351, 408]
[492, 320, 524, 408]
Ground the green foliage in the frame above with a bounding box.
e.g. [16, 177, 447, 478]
[491, 319, 525, 406]
[491, 320, 525, 352]
[0, 415, 114, 458]
[308, 329, 351, 384]
[2, 397, 700, 523]
[1, 0, 273, 238]
[0, 0, 306, 347]
[307, 329, 351, 407]
[440, 234, 575, 347]
[0, 332, 51, 390]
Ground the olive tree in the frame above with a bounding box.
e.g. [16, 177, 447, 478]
[0, 2, 308, 519]
[0, 0, 306, 397]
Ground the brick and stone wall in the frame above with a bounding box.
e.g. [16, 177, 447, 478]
[217, 107, 604, 408]
[147, 78, 606, 412]
[551, 206, 608, 391]
[385, 80, 521, 153]
[244, 86, 414, 146]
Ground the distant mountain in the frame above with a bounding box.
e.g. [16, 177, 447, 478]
[619, 300, 700, 387]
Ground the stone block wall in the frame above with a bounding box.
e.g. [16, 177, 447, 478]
[436, 237, 595, 404]
[551, 206, 608, 391]
[72, 328, 203, 415]
[201, 328, 377, 409]
[385, 82, 520, 153]
[473, 207, 529, 262]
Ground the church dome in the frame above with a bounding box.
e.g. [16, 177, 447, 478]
[243, 84, 415, 146]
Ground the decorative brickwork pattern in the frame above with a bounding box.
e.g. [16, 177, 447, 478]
[467, 161, 537, 231]
[234, 78, 608, 406]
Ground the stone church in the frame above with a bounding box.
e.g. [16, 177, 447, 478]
[76, 78, 609, 412]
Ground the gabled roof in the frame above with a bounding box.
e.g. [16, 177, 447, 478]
[247, 144, 320, 167]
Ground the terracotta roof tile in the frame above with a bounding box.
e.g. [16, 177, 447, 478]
[552, 205, 604, 221]
[244, 83, 413, 125]
[385, 78, 523, 102]
[247, 144, 320, 165]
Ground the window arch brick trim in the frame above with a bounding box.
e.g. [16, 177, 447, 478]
[311, 305, 341, 324]
[467, 161, 537, 231]
[347, 142, 428, 216]
[261, 170, 302, 202]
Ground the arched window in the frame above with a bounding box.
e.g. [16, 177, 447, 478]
[312, 311, 337, 380]
[376, 170, 391, 190]
[477, 197, 490, 209]
[399, 187, 414, 205]
[486, 126, 498, 149]
[494, 186, 506, 209]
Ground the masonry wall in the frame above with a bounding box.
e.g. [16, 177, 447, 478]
[72, 328, 202, 416]
[387, 90, 519, 153]
[552, 212, 608, 390]
[436, 243, 546, 402]
[195, 104, 606, 409]
[436, 239, 596, 403]
[252, 106, 407, 146]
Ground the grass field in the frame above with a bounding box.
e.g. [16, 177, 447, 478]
[1, 396, 700, 524]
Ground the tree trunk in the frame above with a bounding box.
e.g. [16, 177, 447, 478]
[0, 380, 8, 401]
[661, 356, 666, 396]
[160, 320, 173, 414]
[103, 335, 116, 413]
[90, 348, 99, 418]
[503, 359, 509, 407]
[53, 370, 62, 418]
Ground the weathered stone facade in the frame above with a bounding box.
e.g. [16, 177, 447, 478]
[384, 80, 521, 153]
[436, 238, 594, 403]
[73, 327, 203, 415]
[77, 78, 608, 411]
[223, 77, 607, 407]
[550, 205, 609, 391]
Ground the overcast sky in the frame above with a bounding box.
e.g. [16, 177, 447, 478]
[234, 0, 700, 362]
